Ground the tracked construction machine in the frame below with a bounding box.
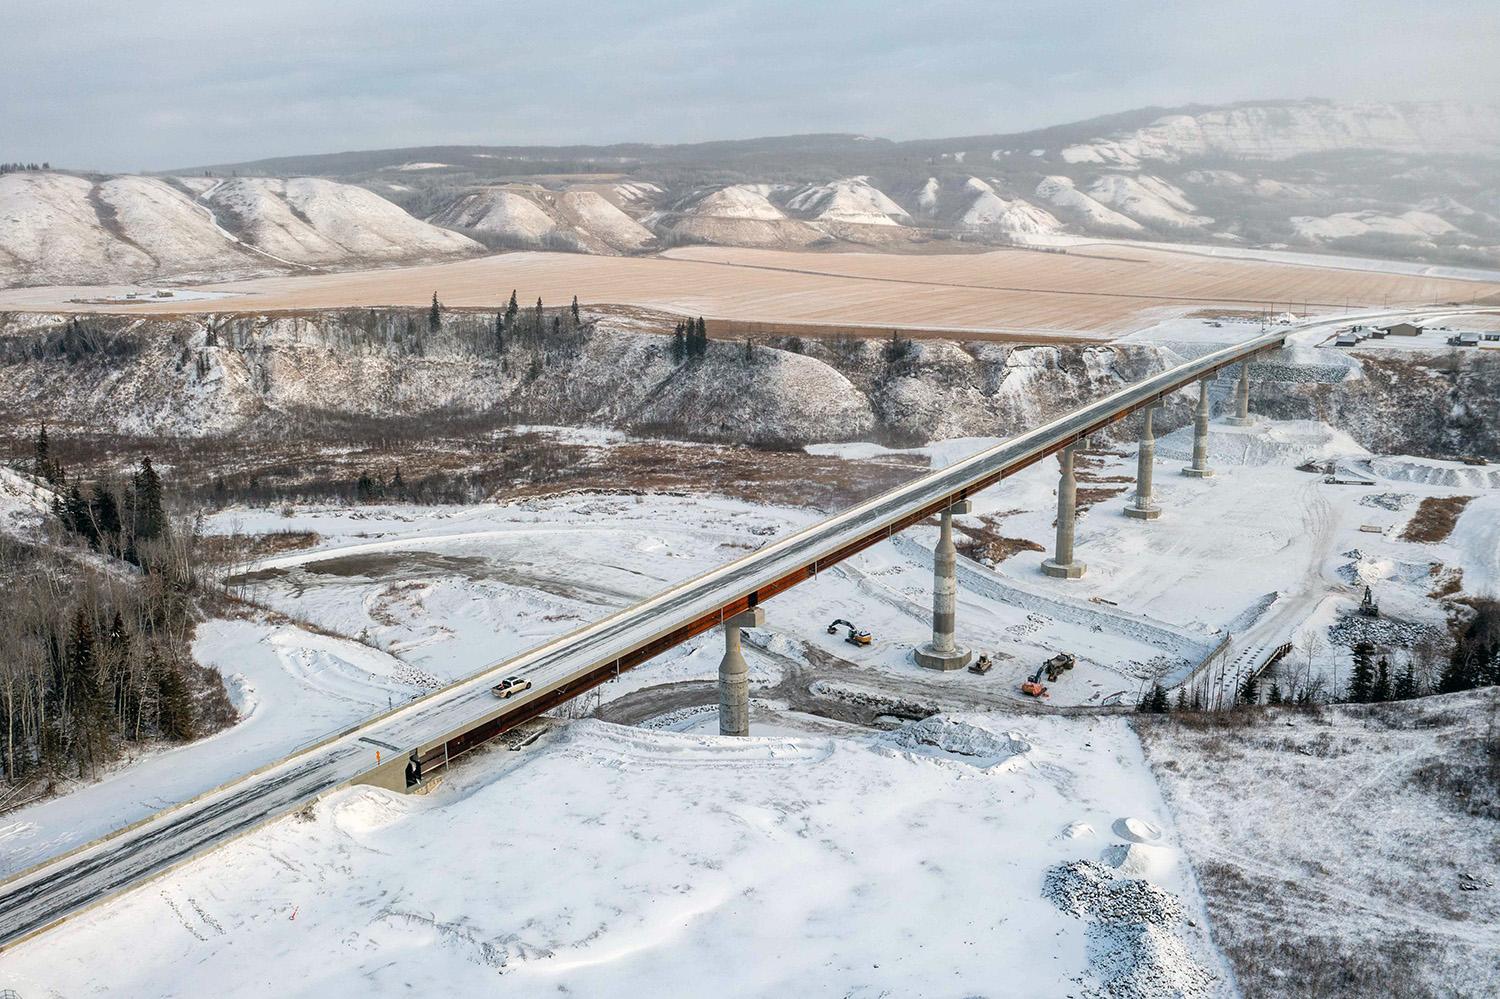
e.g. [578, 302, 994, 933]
[827, 619, 872, 646]
[1021, 653, 1076, 697]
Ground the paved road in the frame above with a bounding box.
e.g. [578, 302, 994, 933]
[0, 321, 1307, 950]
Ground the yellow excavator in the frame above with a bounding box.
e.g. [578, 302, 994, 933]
[827, 619, 872, 646]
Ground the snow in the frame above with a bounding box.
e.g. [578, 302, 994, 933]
[430, 188, 559, 242]
[1139, 691, 1500, 997]
[394, 162, 450, 170]
[958, 177, 1061, 233]
[1035, 175, 1145, 231]
[0, 714, 1224, 998]
[915, 176, 940, 211]
[1293, 210, 1458, 242]
[784, 177, 909, 226]
[1087, 175, 1212, 229]
[1450, 495, 1500, 596]
[557, 190, 654, 251]
[688, 185, 786, 221]
[1061, 101, 1500, 165]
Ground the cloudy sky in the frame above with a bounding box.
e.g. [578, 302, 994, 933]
[7, 0, 1497, 171]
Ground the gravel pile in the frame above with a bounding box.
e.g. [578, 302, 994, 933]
[1044, 861, 1183, 925]
[1359, 492, 1415, 511]
[1045, 861, 1217, 999]
[1328, 615, 1435, 648]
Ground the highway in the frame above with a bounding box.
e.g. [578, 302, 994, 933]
[0, 322, 1298, 950]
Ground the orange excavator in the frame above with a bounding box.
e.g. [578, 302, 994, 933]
[1021, 653, 1075, 697]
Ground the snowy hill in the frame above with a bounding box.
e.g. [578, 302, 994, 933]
[784, 177, 911, 226]
[0, 171, 482, 288]
[1061, 101, 1500, 166]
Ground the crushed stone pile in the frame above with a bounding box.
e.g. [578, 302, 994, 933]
[887, 715, 1031, 767]
[1044, 861, 1183, 925]
[1045, 861, 1216, 999]
[1328, 615, 1435, 648]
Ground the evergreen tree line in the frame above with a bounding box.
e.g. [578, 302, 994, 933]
[1436, 600, 1500, 695]
[0, 535, 231, 787]
[671, 317, 709, 363]
[1, 431, 234, 786]
[36, 427, 168, 570]
[485, 290, 585, 354]
[0, 161, 50, 174]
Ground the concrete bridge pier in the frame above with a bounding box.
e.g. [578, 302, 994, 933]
[1124, 404, 1162, 520]
[1225, 361, 1254, 427]
[914, 500, 973, 671]
[1042, 444, 1087, 579]
[719, 607, 764, 736]
[1181, 379, 1215, 478]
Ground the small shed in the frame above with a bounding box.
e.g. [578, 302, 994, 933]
[1335, 333, 1359, 347]
[1384, 322, 1423, 337]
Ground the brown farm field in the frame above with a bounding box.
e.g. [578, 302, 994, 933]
[5, 242, 1497, 338]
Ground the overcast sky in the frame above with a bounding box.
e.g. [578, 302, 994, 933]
[7, 0, 1498, 171]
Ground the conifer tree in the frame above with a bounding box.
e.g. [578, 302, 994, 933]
[494, 311, 505, 352]
[429, 292, 442, 332]
[1372, 657, 1392, 702]
[1240, 670, 1259, 706]
[1150, 683, 1169, 713]
[535, 297, 544, 336]
[132, 457, 166, 542]
[1175, 688, 1189, 712]
[33, 424, 52, 481]
[156, 657, 195, 741]
[506, 289, 519, 326]
[672, 322, 687, 364]
[1348, 641, 1375, 702]
[571, 295, 581, 324]
[1268, 681, 1284, 705]
[1393, 662, 1418, 700]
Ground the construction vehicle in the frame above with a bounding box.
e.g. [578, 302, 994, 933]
[1022, 653, 1076, 697]
[968, 655, 993, 676]
[1043, 653, 1076, 681]
[827, 619, 872, 646]
[1358, 585, 1379, 618]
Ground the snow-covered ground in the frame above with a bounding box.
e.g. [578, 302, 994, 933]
[1138, 690, 1500, 998]
[0, 713, 1226, 998]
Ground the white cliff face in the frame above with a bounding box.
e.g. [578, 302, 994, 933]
[958, 178, 1061, 233]
[1062, 102, 1500, 166]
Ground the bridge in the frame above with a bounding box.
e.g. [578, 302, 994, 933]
[0, 316, 1349, 950]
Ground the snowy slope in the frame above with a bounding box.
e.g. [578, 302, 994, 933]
[688, 185, 788, 221]
[0, 714, 1224, 998]
[428, 188, 560, 243]
[1292, 209, 1458, 242]
[0, 173, 157, 285]
[555, 190, 655, 252]
[1035, 175, 1145, 231]
[0, 172, 481, 287]
[1087, 174, 1213, 228]
[958, 177, 1062, 234]
[785, 177, 910, 226]
[1062, 101, 1500, 165]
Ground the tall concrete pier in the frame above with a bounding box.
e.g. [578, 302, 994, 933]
[914, 500, 973, 670]
[718, 606, 764, 736]
[1124, 404, 1161, 520]
[1042, 444, 1087, 578]
[1225, 361, 1254, 426]
[1181, 379, 1215, 478]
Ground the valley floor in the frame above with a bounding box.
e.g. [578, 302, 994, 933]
[1, 414, 1496, 995]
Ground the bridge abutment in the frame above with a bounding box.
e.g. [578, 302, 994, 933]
[914, 500, 973, 670]
[1042, 444, 1087, 579]
[719, 607, 763, 736]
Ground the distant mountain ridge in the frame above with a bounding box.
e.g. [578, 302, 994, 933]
[2, 99, 1498, 289]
